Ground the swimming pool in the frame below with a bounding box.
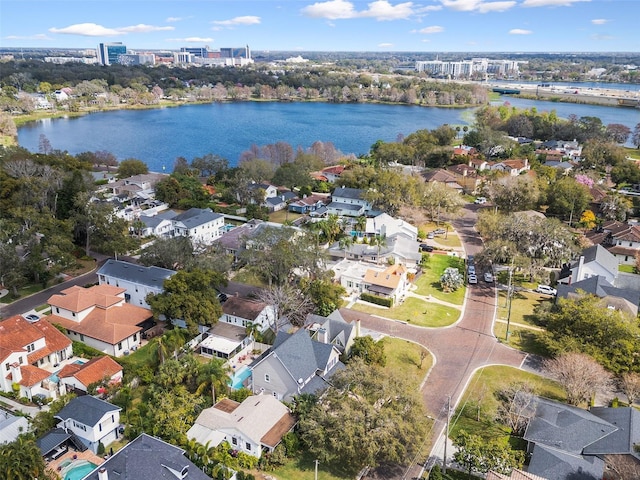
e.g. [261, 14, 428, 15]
[228, 366, 252, 390]
[62, 460, 97, 480]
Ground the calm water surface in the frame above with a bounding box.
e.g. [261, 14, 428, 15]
[18, 99, 639, 171]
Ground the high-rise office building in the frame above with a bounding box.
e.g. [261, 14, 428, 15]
[97, 42, 127, 66]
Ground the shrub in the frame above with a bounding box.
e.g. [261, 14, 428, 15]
[360, 292, 393, 308]
[97, 442, 105, 455]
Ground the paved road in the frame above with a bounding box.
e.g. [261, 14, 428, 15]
[343, 204, 530, 480]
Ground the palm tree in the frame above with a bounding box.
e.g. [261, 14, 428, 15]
[196, 359, 230, 404]
[355, 215, 366, 236]
[371, 234, 387, 264]
[338, 235, 354, 259]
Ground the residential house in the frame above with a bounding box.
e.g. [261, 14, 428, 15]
[251, 328, 344, 402]
[365, 213, 418, 241]
[306, 310, 357, 355]
[288, 193, 329, 214]
[362, 264, 410, 305]
[321, 165, 345, 183]
[600, 221, 640, 265]
[539, 140, 582, 162]
[248, 182, 278, 200]
[265, 196, 288, 212]
[187, 395, 296, 459]
[556, 276, 640, 316]
[543, 160, 574, 175]
[326, 187, 372, 217]
[523, 397, 640, 480]
[452, 145, 478, 158]
[558, 244, 618, 286]
[82, 433, 211, 480]
[333, 259, 373, 295]
[0, 410, 29, 445]
[97, 259, 176, 309]
[171, 207, 225, 246]
[488, 158, 530, 176]
[55, 395, 122, 454]
[328, 234, 421, 266]
[423, 169, 464, 192]
[0, 315, 72, 400]
[58, 355, 123, 394]
[109, 172, 167, 199]
[137, 213, 174, 238]
[446, 163, 482, 194]
[47, 285, 153, 357]
[220, 296, 275, 334]
[468, 158, 489, 171]
[216, 219, 295, 262]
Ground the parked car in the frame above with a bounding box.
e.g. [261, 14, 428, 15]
[468, 265, 476, 275]
[466, 255, 475, 265]
[433, 228, 446, 235]
[24, 314, 40, 323]
[474, 197, 487, 204]
[468, 274, 478, 284]
[427, 232, 435, 239]
[419, 244, 434, 252]
[536, 285, 557, 296]
[484, 272, 494, 282]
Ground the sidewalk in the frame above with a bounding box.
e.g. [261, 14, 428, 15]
[0, 394, 48, 416]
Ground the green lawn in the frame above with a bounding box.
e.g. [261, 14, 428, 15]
[450, 366, 566, 446]
[351, 297, 460, 327]
[494, 323, 548, 355]
[619, 264, 636, 274]
[415, 255, 466, 305]
[382, 337, 433, 389]
[496, 290, 550, 328]
[419, 222, 463, 249]
[263, 451, 352, 480]
[269, 209, 302, 224]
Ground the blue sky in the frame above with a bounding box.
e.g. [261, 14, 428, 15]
[1, 0, 638, 53]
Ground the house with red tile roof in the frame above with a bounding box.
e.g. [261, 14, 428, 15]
[0, 315, 72, 400]
[58, 355, 123, 394]
[47, 284, 153, 357]
[487, 158, 530, 176]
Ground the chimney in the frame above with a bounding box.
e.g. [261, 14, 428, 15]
[10, 363, 21, 384]
[355, 319, 361, 338]
[98, 467, 109, 480]
[318, 327, 328, 344]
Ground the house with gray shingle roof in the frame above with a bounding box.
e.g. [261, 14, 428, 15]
[187, 395, 296, 459]
[326, 187, 372, 217]
[556, 275, 640, 316]
[55, 395, 121, 453]
[171, 207, 225, 246]
[97, 259, 175, 309]
[305, 310, 356, 355]
[82, 433, 210, 480]
[250, 328, 343, 402]
[0, 410, 28, 445]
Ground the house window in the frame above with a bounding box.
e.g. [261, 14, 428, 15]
[264, 374, 270, 383]
[18, 356, 23, 364]
[80, 334, 84, 341]
[135, 286, 138, 292]
[118, 342, 122, 350]
[246, 442, 251, 451]
[232, 437, 237, 446]
[72, 312, 76, 317]
[56, 307, 60, 314]
[99, 424, 102, 432]
[4, 363, 8, 371]
[133, 333, 137, 341]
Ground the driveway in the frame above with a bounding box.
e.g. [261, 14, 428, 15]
[342, 204, 529, 479]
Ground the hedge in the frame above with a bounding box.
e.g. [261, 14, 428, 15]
[360, 292, 393, 308]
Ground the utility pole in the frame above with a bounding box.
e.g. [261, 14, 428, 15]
[505, 267, 513, 341]
[315, 459, 319, 480]
[443, 395, 451, 474]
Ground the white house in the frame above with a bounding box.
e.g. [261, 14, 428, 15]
[55, 396, 122, 453]
[0, 316, 72, 401]
[97, 259, 175, 309]
[171, 208, 225, 246]
[326, 187, 372, 217]
[362, 263, 410, 305]
[47, 285, 153, 357]
[365, 213, 418, 241]
[558, 245, 618, 285]
[220, 296, 275, 334]
[58, 355, 123, 394]
[187, 395, 296, 459]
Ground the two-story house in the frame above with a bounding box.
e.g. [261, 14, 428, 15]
[306, 310, 357, 356]
[326, 187, 372, 217]
[288, 193, 329, 214]
[171, 208, 225, 246]
[187, 395, 296, 459]
[251, 328, 344, 402]
[362, 263, 410, 305]
[0, 315, 72, 401]
[365, 213, 418, 241]
[47, 285, 153, 357]
[97, 259, 175, 309]
[58, 355, 123, 394]
[488, 158, 530, 176]
[220, 296, 275, 334]
[54, 395, 122, 453]
[558, 244, 618, 286]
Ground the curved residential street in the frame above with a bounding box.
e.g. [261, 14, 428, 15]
[341, 204, 532, 480]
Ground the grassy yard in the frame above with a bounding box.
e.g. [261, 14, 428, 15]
[415, 254, 466, 305]
[494, 323, 547, 355]
[268, 209, 302, 224]
[63, 257, 97, 276]
[419, 222, 462, 249]
[496, 290, 550, 328]
[351, 297, 460, 327]
[382, 337, 433, 389]
[259, 451, 352, 480]
[619, 264, 636, 274]
[230, 268, 268, 287]
[450, 366, 566, 446]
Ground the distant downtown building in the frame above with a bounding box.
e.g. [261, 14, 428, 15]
[175, 45, 253, 67]
[97, 42, 127, 66]
[415, 58, 520, 78]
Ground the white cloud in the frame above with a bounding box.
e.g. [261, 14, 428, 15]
[302, 0, 357, 19]
[212, 16, 261, 27]
[49, 22, 174, 37]
[591, 33, 614, 41]
[419, 25, 444, 34]
[591, 18, 608, 25]
[118, 24, 174, 33]
[378, 42, 394, 47]
[522, 0, 590, 7]
[509, 28, 533, 34]
[417, 5, 443, 11]
[5, 33, 51, 40]
[49, 23, 121, 36]
[302, 0, 415, 20]
[437, 0, 515, 12]
[167, 37, 214, 43]
[166, 16, 189, 23]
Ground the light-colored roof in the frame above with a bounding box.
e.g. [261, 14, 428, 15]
[59, 355, 122, 387]
[48, 284, 126, 312]
[188, 395, 295, 448]
[363, 264, 406, 289]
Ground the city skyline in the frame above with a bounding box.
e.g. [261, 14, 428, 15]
[1, 0, 638, 53]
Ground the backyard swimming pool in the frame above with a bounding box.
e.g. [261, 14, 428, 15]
[228, 366, 252, 390]
[61, 460, 97, 480]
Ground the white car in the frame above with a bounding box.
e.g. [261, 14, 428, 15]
[484, 272, 494, 282]
[536, 285, 557, 296]
[468, 274, 478, 284]
[474, 197, 487, 204]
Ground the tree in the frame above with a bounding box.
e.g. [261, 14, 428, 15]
[489, 175, 540, 212]
[117, 158, 149, 179]
[619, 372, 640, 405]
[578, 209, 597, 230]
[0, 434, 55, 480]
[301, 277, 346, 317]
[611, 160, 640, 186]
[298, 359, 427, 475]
[495, 382, 537, 435]
[350, 336, 386, 366]
[139, 236, 194, 270]
[545, 177, 592, 224]
[440, 267, 464, 292]
[606, 123, 631, 144]
[453, 430, 524, 477]
[420, 181, 465, 223]
[146, 268, 227, 334]
[256, 283, 314, 331]
[544, 353, 612, 405]
[600, 193, 632, 221]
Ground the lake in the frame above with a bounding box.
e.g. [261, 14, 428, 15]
[17, 99, 639, 172]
